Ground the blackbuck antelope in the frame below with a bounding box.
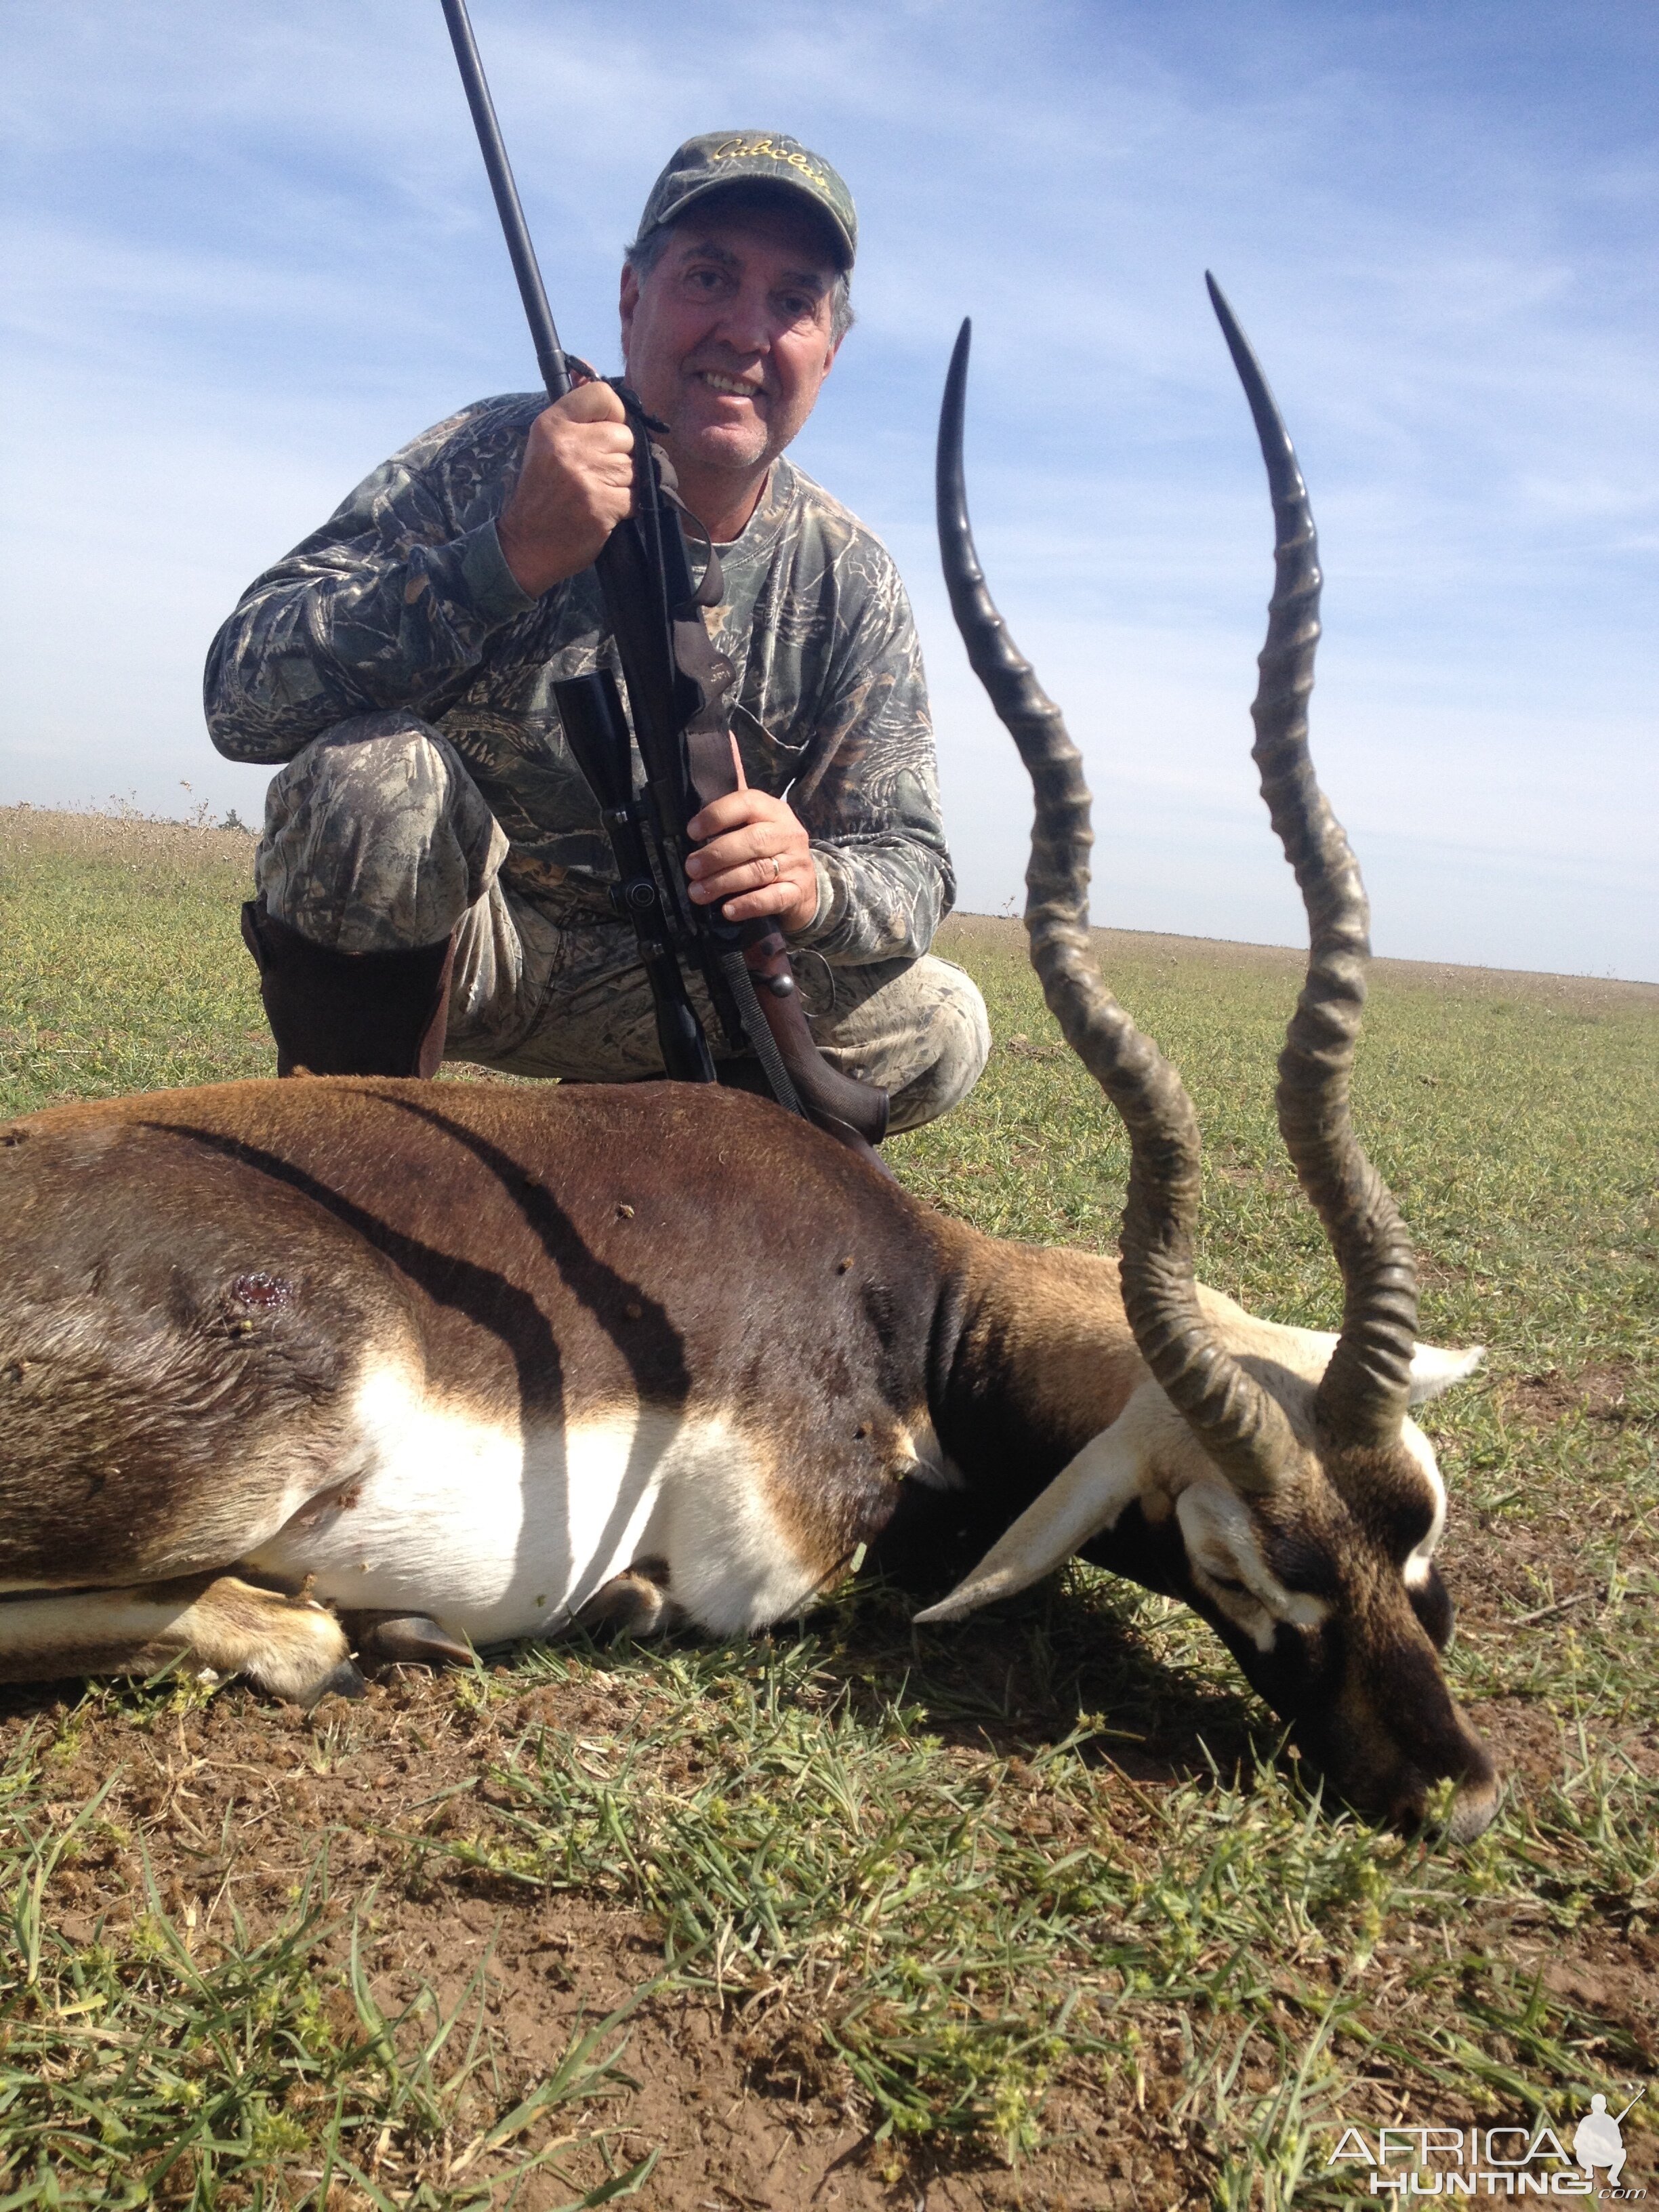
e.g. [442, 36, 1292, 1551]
[0, 284, 1496, 1838]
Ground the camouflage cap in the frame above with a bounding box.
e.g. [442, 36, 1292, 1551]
[635, 131, 856, 270]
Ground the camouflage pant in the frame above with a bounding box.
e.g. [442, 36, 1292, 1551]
[255, 711, 990, 1134]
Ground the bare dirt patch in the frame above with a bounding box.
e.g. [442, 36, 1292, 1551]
[1502, 1361, 1650, 1430]
[9, 1496, 1657, 2209]
[3, 1661, 1231, 2209]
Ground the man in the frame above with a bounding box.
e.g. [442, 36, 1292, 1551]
[206, 131, 989, 1132]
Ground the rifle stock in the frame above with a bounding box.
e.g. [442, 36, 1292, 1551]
[733, 929, 891, 1146]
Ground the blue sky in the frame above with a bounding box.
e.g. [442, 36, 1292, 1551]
[2, 1, 1654, 977]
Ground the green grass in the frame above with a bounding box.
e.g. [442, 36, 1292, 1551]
[0, 810, 271, 1109]
[0, 1712, 656, 2208]
[1, 807, 1656, 2207]
[414, 1622, 1656, 2165]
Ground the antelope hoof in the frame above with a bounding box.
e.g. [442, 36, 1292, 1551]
[351, 1613, 475, 1670]
[302, 1657, 369, 1707]
[576, 1561, 680, 1639]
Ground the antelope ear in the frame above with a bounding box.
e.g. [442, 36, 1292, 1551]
[914, 1422, 1148, 1625]
[1408, 1343, 1484, 1406]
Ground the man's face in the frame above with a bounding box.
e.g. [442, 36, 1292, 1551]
[619, 201, 842, 491]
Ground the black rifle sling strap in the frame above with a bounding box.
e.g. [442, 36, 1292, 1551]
[631, 407, 890, 1155]
[644, 433, 808, 1120]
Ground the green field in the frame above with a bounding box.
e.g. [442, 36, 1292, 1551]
[1, 805, 1655, 2211]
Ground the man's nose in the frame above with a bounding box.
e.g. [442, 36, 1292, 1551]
[710, 285, 773, 356]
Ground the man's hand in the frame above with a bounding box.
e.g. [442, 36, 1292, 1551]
[497, 382, 635, 597]
[684, 788, 816, 930]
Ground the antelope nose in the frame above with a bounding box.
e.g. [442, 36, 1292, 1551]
[1446, 1769, 1501, 1845]
[1443, 1712, 1501, 1843]
[1383, 1744, 1500, 1843]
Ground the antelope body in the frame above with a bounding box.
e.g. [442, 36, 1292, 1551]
[0, 287, 1499, 1839]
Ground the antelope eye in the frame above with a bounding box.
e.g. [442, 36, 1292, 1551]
[1265, 1532, 1340, 1598]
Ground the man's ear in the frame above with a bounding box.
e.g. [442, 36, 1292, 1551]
[618, 264, 640, 367]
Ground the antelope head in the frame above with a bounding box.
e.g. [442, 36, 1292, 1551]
[920, 285, 1498, 1841]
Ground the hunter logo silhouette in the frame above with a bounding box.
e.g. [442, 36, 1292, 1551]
[1576, 2091, 1645, 2188]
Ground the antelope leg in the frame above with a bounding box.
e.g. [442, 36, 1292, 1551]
[0, 1574, 362, 1705]
[348, 1612, 475, 1669]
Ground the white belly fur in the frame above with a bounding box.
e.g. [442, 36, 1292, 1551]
[247, 1364, 822, 1644]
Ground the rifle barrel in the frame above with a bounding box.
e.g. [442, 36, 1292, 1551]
[438, 0, 571, 401]
[434, 0, 888, 1152]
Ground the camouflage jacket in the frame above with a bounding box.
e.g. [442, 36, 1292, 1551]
[204, 393, 954, 964]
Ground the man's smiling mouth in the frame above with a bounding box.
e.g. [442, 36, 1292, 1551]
[697, 370, 763, 399]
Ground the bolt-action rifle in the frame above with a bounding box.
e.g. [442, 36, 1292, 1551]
[438, 0, 888, 1154]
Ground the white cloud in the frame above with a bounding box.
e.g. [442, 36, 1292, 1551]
[0, 0, 1653, 976]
